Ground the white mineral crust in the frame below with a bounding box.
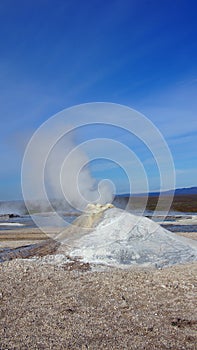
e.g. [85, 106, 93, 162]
[64, 205, 197, 268]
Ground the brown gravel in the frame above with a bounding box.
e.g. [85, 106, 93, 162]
[0, 258, 197, 350]
[176, 232, 197, 241]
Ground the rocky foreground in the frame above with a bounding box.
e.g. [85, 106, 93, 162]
[0, 205, 197, 349]
[0, 258, 197, 350]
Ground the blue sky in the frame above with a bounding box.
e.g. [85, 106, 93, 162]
[0, 0, 197, 199]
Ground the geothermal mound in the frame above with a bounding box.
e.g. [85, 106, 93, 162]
[58, 205, 197, 268]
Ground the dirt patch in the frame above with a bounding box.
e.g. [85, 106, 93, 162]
[176, 232, 197, 240]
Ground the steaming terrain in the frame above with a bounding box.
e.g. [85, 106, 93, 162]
[55, 204, 197, 268]
[1, 203, 197, 265]
[0, 204, 197, 349]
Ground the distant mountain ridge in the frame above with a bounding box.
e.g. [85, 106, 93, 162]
[163, 186, 197, 196]
[117, 186, 197, 197]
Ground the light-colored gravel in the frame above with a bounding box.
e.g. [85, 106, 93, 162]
[0, 258, 197, 349]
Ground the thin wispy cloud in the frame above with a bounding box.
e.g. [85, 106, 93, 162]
[0, 1, 196, 198]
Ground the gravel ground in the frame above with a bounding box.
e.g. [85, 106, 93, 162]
[0, 258, 197, 350]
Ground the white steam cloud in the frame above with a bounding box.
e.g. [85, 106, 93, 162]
[45, 133, 114, 210]
[23, 126, 113, 212]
